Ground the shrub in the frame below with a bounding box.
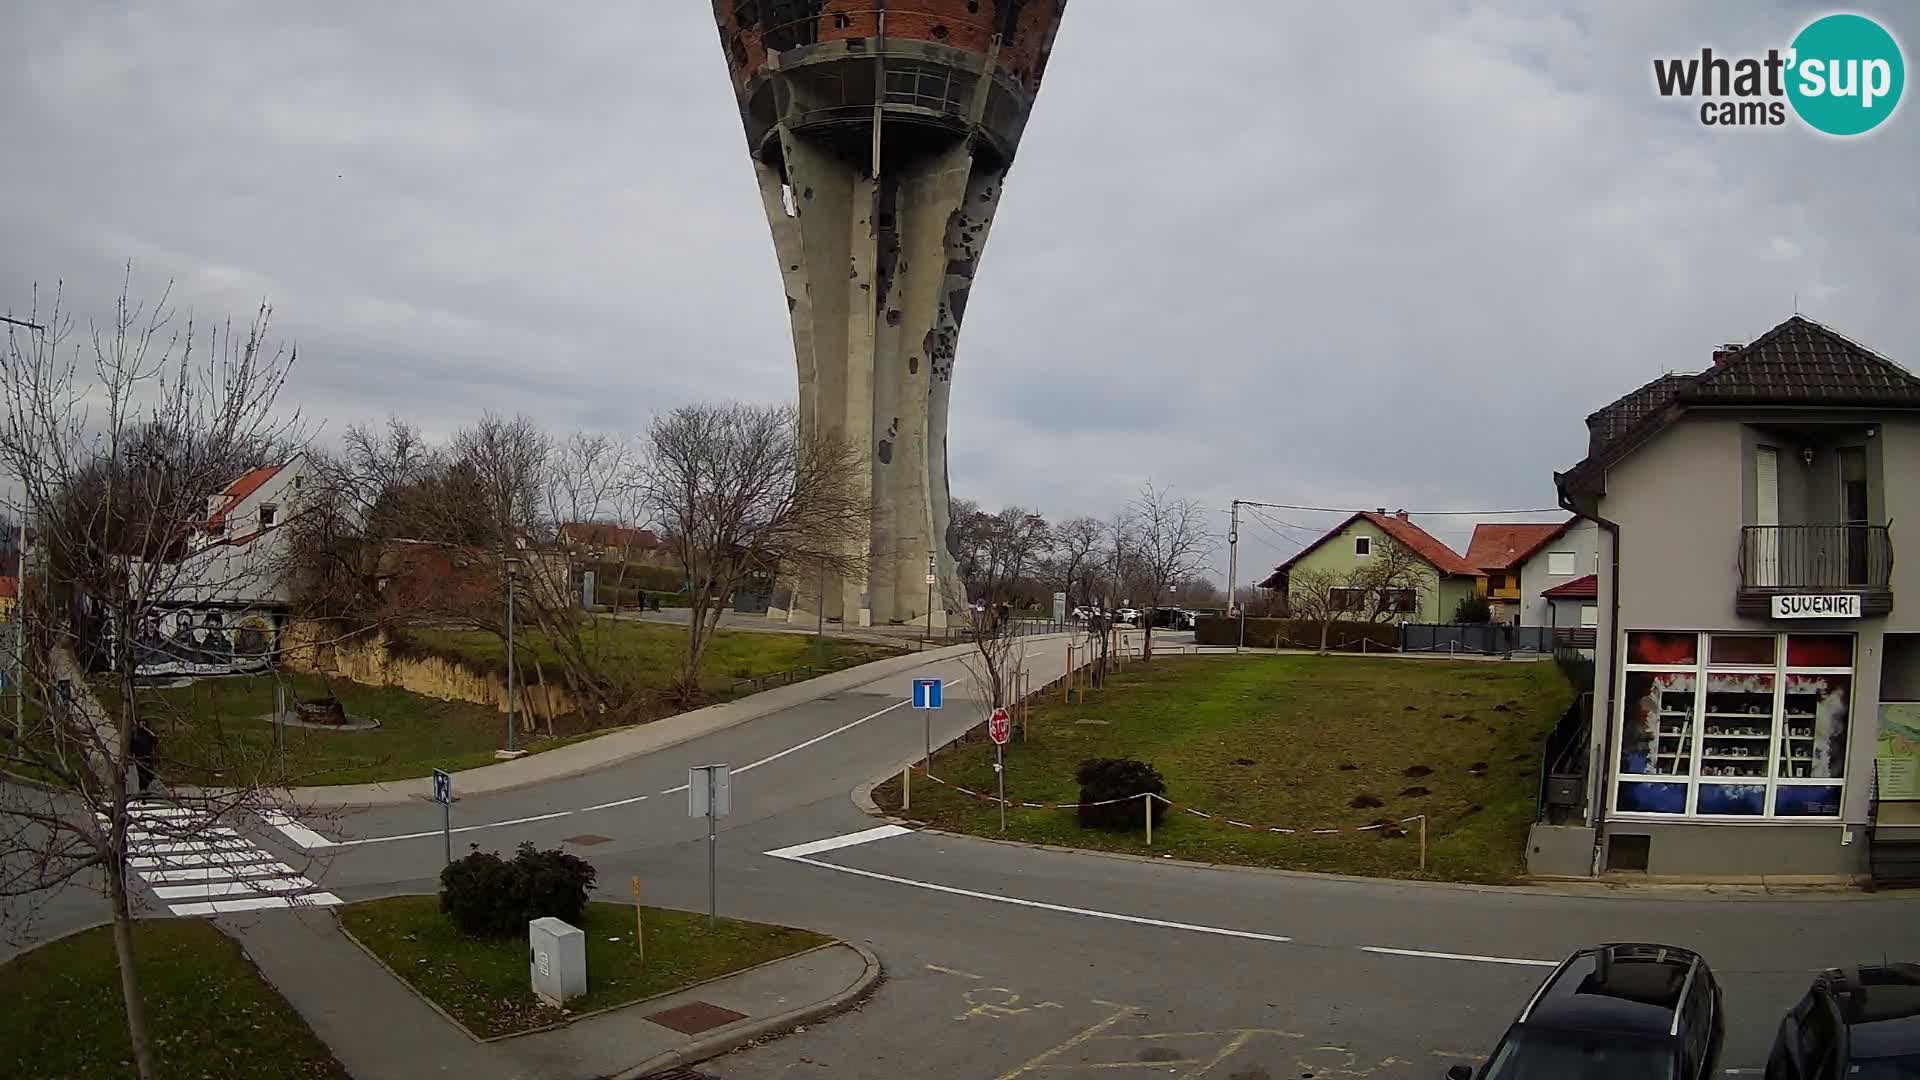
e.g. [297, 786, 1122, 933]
[1452, 594, 1492, 624]
[1073, 757, 1167, 831]
[439, 842, 598, 937]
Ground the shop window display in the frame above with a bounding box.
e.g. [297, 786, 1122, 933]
[1615, 631, 1852, 819]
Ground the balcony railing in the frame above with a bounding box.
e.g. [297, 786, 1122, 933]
[1738, 524, 1893, 599]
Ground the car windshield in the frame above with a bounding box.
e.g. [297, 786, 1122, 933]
[1483, 1028, 1676, 1080]
[1849, 1055, 1920, 1078]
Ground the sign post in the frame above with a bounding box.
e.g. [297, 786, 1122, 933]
[989, 707, 1011, 832]
[689, 764, 732, 927]
[431, 768, 453, 864]
[925, 554, 937, 651]
[912, 677, 943, 765]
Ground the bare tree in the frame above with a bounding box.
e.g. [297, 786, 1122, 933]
[1043, 515, 1103, 612]
[1127, 482, 1214, 663]
[1281, 536, 1430, 653]
[640, 402, 866, 702]
[0, 277, 315, 1080]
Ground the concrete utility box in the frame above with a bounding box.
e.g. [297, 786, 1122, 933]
[528, 917, 586, 1006]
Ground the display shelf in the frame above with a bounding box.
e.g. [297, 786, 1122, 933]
[1705, 712, 1773, 719]
[1701, 733, 1769, 739]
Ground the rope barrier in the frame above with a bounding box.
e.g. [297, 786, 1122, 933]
[908, 766, 1425, 837]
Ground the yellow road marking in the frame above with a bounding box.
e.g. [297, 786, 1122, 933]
[997, 1001, 1142, 1079]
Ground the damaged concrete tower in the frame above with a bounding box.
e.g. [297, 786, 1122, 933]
[714, 2, 1068, 627]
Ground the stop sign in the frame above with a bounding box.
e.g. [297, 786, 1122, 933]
[988, 707, 1011, 745]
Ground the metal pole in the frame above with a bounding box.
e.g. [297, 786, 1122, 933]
[505, 560, 517, 753]
[1228, 501, 1241, 653]
[901, 763, 910, 811]
[442, 800, 452, 865]
[814, 559, 825, 667]
[14, 503, 25, 738]
[706, 802, 717, 927]
[925, 552, 935, 651]
[1419, 815, 1428, 872]
[1144, 792, 1152, 846]
[996, 742, 1006, 832]
[924, 705, 932, 768]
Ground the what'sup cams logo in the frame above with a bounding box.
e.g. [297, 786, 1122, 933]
[1654, 12, 1905, 135]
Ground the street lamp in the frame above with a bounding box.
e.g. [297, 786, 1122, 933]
[504, 556, 520, 753]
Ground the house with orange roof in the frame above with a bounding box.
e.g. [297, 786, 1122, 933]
[1464, 518, 1605, 629]
[1259, 509, 1484, 624]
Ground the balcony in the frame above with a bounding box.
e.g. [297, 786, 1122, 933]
[1737, 525, 1894, 616]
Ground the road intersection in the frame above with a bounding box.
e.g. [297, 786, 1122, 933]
[19, 633, 1916, 1077]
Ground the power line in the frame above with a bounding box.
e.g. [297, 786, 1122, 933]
[1235, 498, 1564, 517]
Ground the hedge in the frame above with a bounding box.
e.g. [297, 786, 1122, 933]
[1193, 615, 1399, 651]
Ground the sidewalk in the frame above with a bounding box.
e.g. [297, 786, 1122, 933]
[280, 634, 1032, 809]
[218, 909, 879, 1080]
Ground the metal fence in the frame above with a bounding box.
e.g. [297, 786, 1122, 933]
[1398, 623, 1561, 655]
[1739, 524, 1893, 591]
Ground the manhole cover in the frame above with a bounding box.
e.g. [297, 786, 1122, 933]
[562, 834, 611, 846]
[646, 1001, 748, 1035]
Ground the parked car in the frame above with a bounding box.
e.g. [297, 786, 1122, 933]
[1116, 607, 1141, 625]
[1449, 943, 1723, 1080]
[1765, 963, 1920, 1079]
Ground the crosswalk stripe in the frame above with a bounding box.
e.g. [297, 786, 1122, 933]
[152, 877, 315, 901]
[131, 840, 254, 856]
[167, 893, 342, 916]
[139, 863, 295, 883]
[131, 850, 277, 870]
[129, 827, 237, 843]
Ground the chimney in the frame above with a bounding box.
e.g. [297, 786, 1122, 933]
[1375, 507, 1387, 515]
[1395, 509, 1410, 522]
[1712, 342, 1744, 366]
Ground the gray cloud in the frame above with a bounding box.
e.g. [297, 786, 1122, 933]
[4, 1, 1915, 581]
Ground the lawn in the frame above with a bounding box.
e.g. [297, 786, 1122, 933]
[408, 620, 900, 702]
[340, 896, 831, 1038]
[129, 672, 589, 788]
[875, 654, 1575, 883]
[0, 920, 347, 1080]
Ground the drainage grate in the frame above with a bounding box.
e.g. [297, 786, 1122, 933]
[638, 1069, 719, 1080]
[562, 834, 612, 846]
[645, 1000, 748, 1035]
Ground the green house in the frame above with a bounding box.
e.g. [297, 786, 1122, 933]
[1259, 510, 1485, 624]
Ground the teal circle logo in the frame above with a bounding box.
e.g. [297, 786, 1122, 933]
[1787, 13, 1905, 136]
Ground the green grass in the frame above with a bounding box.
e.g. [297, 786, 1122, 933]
[340, 896, 832, 1038]
[876, 655, 1575, 883]
[408, 620, 899, 701]
[0, 920, 347, 1080]
[127, 673, 589, 788]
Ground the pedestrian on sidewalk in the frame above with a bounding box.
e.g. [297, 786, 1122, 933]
[130, 716, 158, 797]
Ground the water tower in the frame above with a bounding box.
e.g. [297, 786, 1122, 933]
[713, 2, 1069, 627]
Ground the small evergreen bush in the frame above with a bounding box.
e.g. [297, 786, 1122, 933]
[1073, 758, 1167, 832]
[439, 842, 598, 937]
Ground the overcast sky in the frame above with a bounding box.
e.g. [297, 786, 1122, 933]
[4, 2, 1915, 583]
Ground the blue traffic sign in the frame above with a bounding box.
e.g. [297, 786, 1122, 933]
[431, 768, 453, 806]
[912, 678, 943, 709]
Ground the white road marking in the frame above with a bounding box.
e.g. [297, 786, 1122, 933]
[128, 827, 238, 843]
[131, 839, 254, 856]
[735, 699, 909, 775]
[1359, 946, 1558, 968]
[152, 876, 315, 901]
[166, 892, 341, 916]
[261, 810, 335, 850]
[131, 850, 278, 870]
[765, 824, 912, 860]
[660, 784, 689, 795]
[126, 806, 201, 819]
[142, 863, 296, 884]
[327, 809, 575, 849]
[579, 795, 649, 812]
[769, 850, 1292, 944]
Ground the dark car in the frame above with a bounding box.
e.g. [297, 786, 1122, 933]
[1449, 943, 1723, 1080]
[1765, 963, 1920, 1079]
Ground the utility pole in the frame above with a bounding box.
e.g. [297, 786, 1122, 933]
[504, 556, 520, 753]
[925, 551, 935, 649]
[814, 558, 825, 667]
[1227, 500, 1241, 653]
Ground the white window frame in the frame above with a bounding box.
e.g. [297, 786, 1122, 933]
[1547, 550, 1577, 577]
[1610, 630, 1851, 822]
[259, 504, 277, 528]
[1354, 536, 1371, 558]
[1580, 604, 1598, 627]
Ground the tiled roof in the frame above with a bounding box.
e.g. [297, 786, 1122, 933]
[207, 463, 285, 530]
[1263, 511, 1481, 586]
[1464, 521, 1574, 573]
[1560, 316, 1920, 495]
[1541, 574, 1598, 600]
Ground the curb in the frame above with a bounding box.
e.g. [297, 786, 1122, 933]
[607, 940, 884, 1080]
[848, 774, 1893, 902]
[272, 637, 1049, 809]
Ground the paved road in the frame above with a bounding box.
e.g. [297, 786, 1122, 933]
[19, 633, 1917, 1077]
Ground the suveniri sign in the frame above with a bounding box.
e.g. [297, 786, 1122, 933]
[1770, 594, 1862, 619]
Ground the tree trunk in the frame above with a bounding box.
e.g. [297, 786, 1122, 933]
[1319, 619, 1331, 655]
[1142, 617, 1154, 664]
[106, 801, 157, 1080]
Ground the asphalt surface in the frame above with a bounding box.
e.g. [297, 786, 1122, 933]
[14, 632, 1917, 1078]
